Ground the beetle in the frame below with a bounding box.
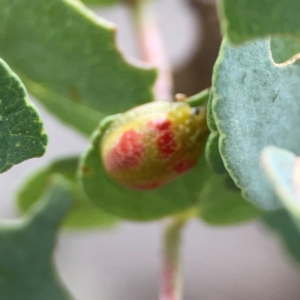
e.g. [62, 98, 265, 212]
[100, 101, 207, 190]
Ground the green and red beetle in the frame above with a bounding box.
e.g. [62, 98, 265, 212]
[100, 101, 207, 190]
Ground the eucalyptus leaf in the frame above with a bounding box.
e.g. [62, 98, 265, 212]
[23, 77, 104, 136]
[218, 0, 300, 44]
[201, 107, 261, 225]
[185, 88, 210, 108]
[198, 173, 261, 225]
[81, 0, 121, 5]
[205, 90, 226, 175]
[0, 176, 73, 300]
[205, 90, 238, 191]
[271, 37, 300, 64]
[261, 146, 300, 225]
[78, 121, 209, 221]
[205, 132, 226, 175]
[0, 0, 157, 135]
[263, 210, 300, 265]
[0, 59, 47, 173]
[211, 38, 300, 210]
[206, 90, 217, 133]
[17, 156, 118, 229]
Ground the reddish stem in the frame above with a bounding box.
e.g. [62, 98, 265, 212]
[129, 0, 173, 101]
[160, 218, 186, 300]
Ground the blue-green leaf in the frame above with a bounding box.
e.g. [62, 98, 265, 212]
[198, 172, 261, 225]
[218, 0, 300, 44]
[263, 210, 300, 265]
[0, 176, 73, 299]
[0, 0, 157, 135]
[211, 38, 300, 210]
[0, 59, 47, 173]
[270, 37, 300, 64]
[261, 146, 300, 224]
[17, 156, 118, 230]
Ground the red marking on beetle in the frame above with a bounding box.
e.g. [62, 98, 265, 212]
[173, 158, 195, 174]
[105, 129, 143, 172]
[149, 119, 177, 159]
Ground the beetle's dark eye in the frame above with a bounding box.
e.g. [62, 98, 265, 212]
[191, 107, 201, 115]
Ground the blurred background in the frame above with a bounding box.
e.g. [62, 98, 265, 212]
[1, 0, 300, 299]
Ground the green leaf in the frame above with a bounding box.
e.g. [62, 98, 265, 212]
[205, 90, 239, 192]
[200, 125, 261, 225]
[78, 121, 209, 221]
[23, 77, 104, 136]
[198, 172, 261, 225]
[218, 0, 300, 44]
[205, 90, 226, 174]
[81, 0, 121, 5]
[261, 147, 300, 265]
[0, 59, 47, 173]
[17, 156, 118, 230]
[0, 176, 73, 300]
[0, 0, 157, 135]
[206, 90, 217, 133]
[270, 37, 300, 64]
[206, 89, 229, 178]
[205, 132, 226, 175]
[185, 88, 210, 108]
[211, 38, 300, 210]
[261, 146, 300, 225]
[263, 210, 300, 265]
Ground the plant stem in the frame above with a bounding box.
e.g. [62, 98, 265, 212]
[128, 2, 187, 299]
[128, 0, 173, 101]
[160, 217, 187, 300]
